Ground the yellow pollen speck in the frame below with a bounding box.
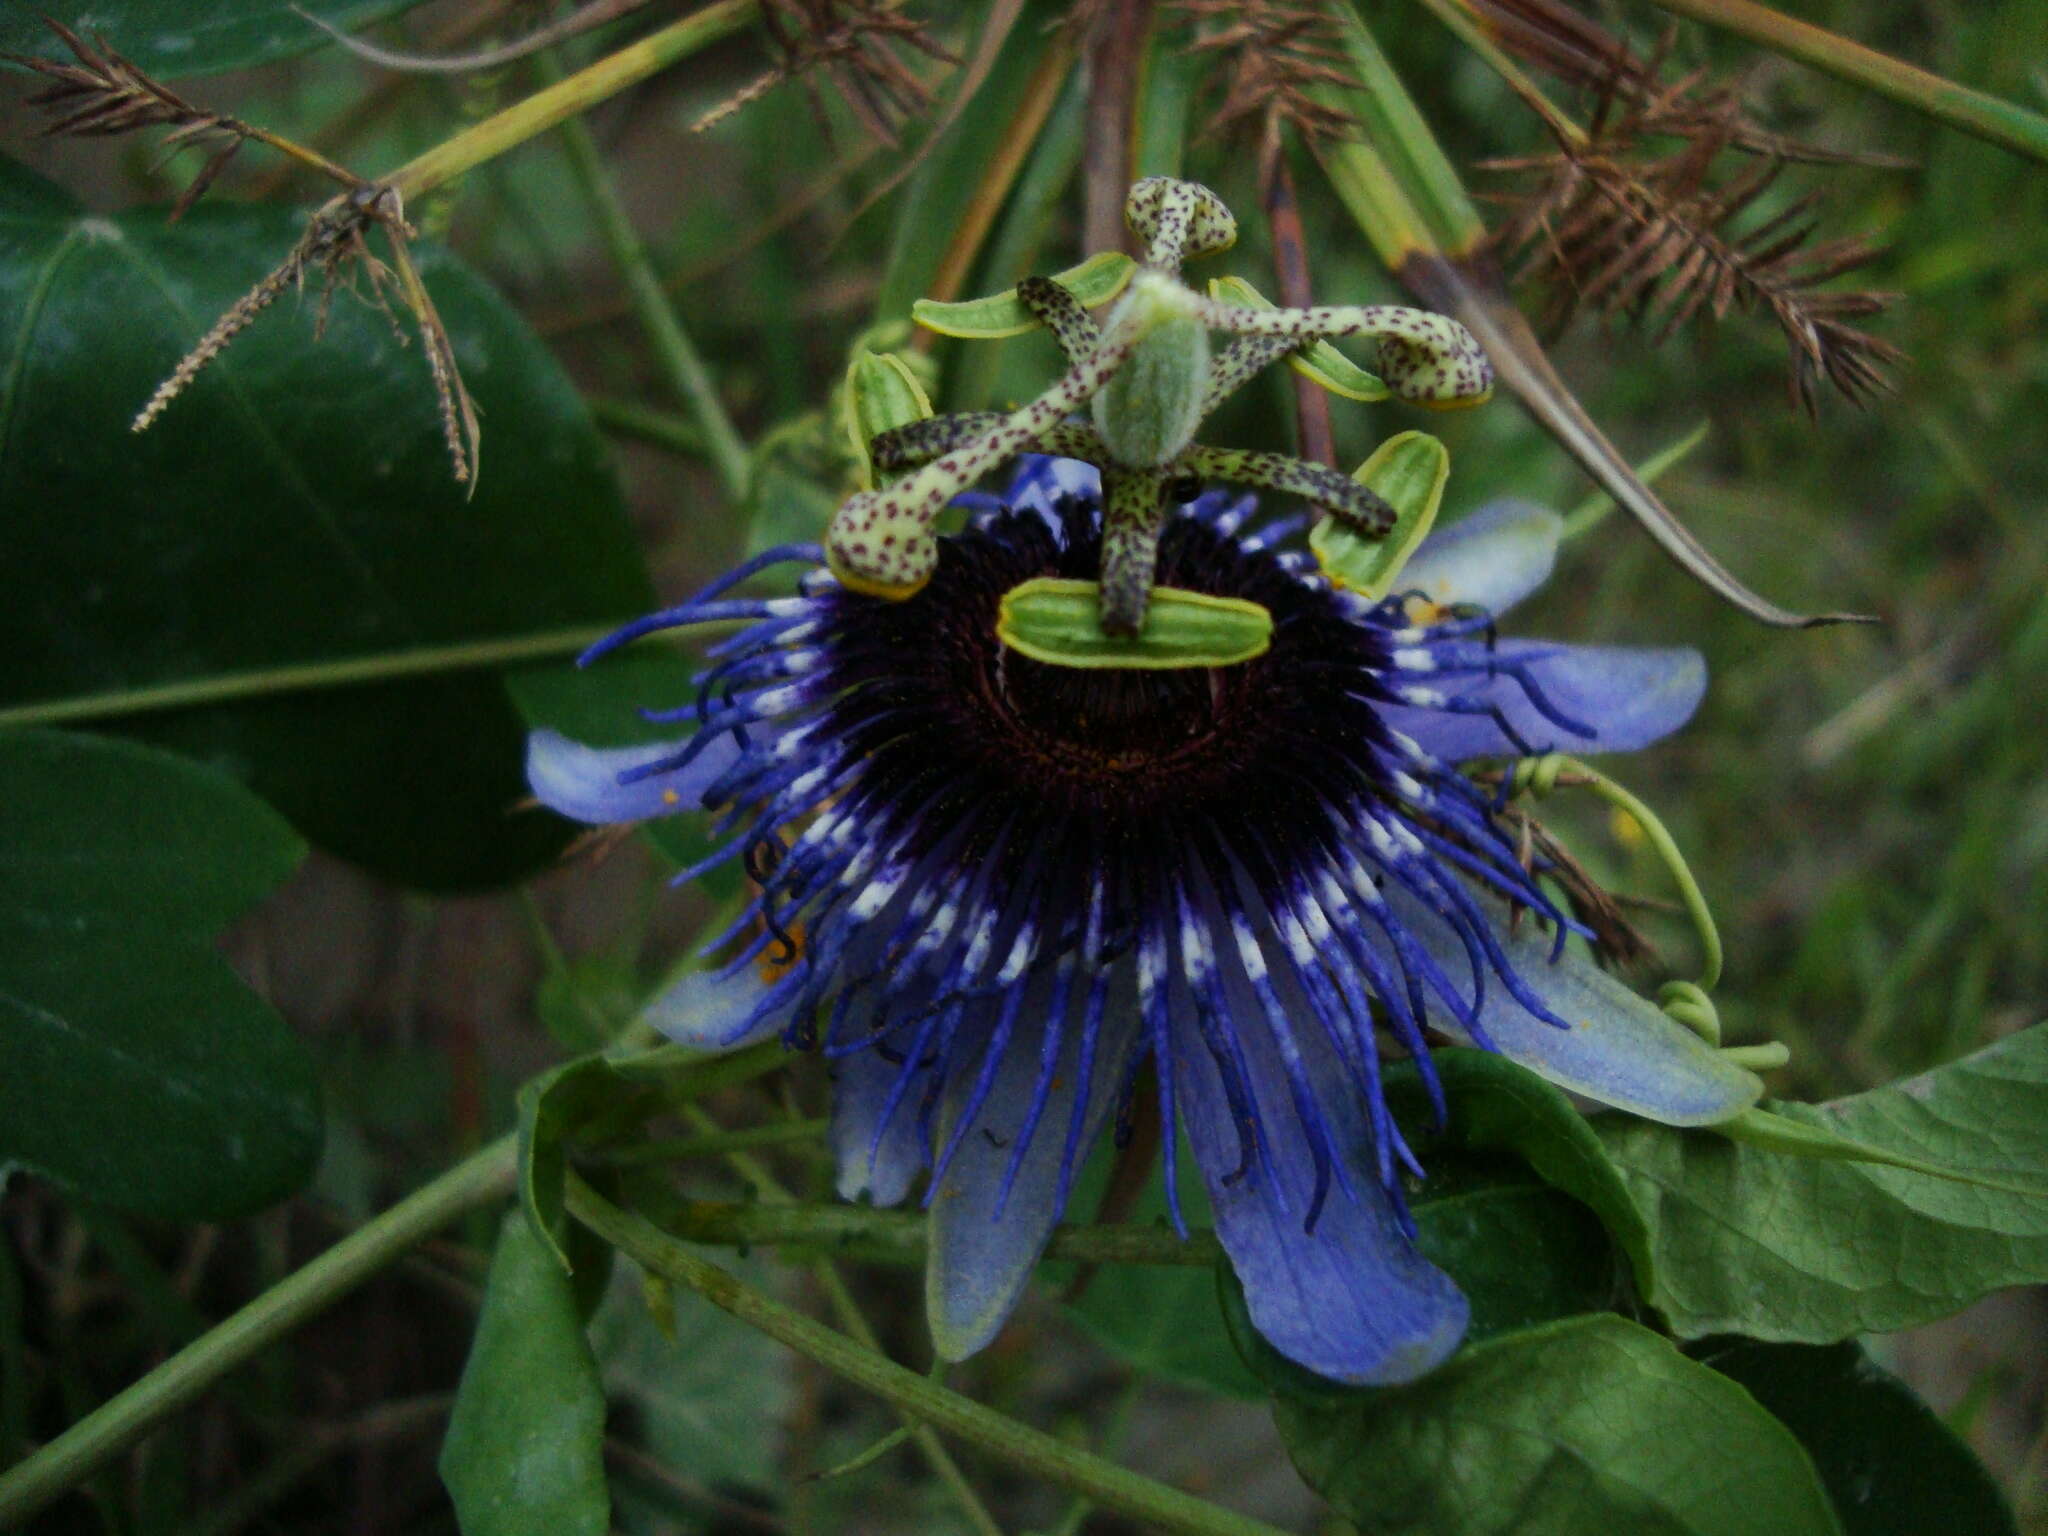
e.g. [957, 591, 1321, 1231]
[661, 788, 680, 805]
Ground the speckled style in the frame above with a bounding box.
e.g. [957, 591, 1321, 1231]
[829, 177, 1495, 637]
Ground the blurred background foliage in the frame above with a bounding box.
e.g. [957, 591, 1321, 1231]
[2, 0, 2046, 1530]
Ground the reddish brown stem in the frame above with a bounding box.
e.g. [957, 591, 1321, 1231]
[1261, 131, 1336, 468]
[1082, 0, 1153, 255]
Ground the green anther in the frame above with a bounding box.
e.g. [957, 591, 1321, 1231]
[843, 349, 934, 490]
[911, 251, 1136, 340]
[997, 579, 1273, 669]
[1309, 430, 1448, 599]
[1207, 276, 1390, 403]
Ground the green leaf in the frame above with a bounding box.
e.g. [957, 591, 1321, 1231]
[997, 579, 1272, 669]
[588, 1259, 794, 1505]
[518, 1043, 788, 1274]
[518, 1056, 651, 1275]
[1310, 430, 1449, 601]
[1407, 1160, 1621, 1340]
[1270, 1315, 1841, 1536]
[0, 728, 316, 1220]
[0, 162, 651, 890]
[910, 251, 1135, 339]
[1692, 1339, 2018, 1536]
[0, 725, 303, 939]
[441, 1212, 611, 1536]
[1206, 275, 1390, 402]
[1598, 1022, 2048, 1340]
[1388, 1048, 1655, 1299]
[0, 3, 432, 78]
[1054, 1135, 1264, 1400]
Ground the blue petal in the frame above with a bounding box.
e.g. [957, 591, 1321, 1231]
[525, 728, 742, 825]
[643, 964, 788, 1051]
[830, 1047, 926, 1207]
[1396, 890, 1764, 1125]
[1388, 641, 1706, 763]
[1174, 981, 1467, 1386]
[1004, 455, 1101, 515]
[925, 974, 1143, 1362]
[1397, 498, 1561, 616]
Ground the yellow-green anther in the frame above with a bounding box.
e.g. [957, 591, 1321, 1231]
[1309, 430, 1448, 599]
[911, 251, 1135, 340]
[1092, 269, 1209, 469]
[843, 350, 934, 490]
[1207, 276, 1390, 403]
[998, 578, 1272, 669]
[1124, 176, 1237, 269]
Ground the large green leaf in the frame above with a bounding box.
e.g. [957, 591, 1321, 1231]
[0, 159, 651, 890]
[441, 1212, 611, 1536]
[0, 728, 317, 1219]
[1388, 1049, 1654, 1298]
[1598, 1023, 2048, 1340]
[0, 3, 431, 78]
[587, 1261, 793, 1517]
[1269, 1315, 1841, 1536]
[1054, 1134, 1264, 1400]
[1692, 1340, 2018, 1536]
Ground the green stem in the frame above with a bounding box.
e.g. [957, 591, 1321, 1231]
[1049, 1373, 1147, 1536]
[591, 1118, 829, 1166]
[613, 1194, 1221, 1267]
[678, 1106, 1004, 1536]
[588, 397, 708, 457]
[384, 1, 760, 203]
[1518, 756, 1724, 991]
[565, 1177, 1289, 1536]
[0, 1139, 517, 1528]
[1633, 0, 2048, 166]
[548, 57, 753, 502]
[0, 626, 616, 730]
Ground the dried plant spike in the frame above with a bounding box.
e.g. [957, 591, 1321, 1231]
[7, 18, 360, 213]
[1174, 0, 1361, 147]
[131, 262, 296, 434]
[374, 195, 481, 488]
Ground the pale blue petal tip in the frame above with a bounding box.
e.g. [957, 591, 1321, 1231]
[1400, 499, 1562, 616]
[526, 728, 744, 825]
[642, 967, 784, 1052]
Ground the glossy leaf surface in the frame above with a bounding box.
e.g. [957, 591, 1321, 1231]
[0, 728, 316, 1219]
[0, 160, 650, 889]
